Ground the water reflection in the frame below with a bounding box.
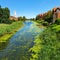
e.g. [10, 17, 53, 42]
[0, 41, 9, 50]
[0, 20, 43, 60]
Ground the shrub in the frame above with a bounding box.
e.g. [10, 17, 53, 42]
[0, 21, 23, 37]
[55, 19, 60, 25]
[42, 21, 48, 26]
[29, 27, 60, 60]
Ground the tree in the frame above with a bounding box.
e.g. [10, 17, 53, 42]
[18, 16, 23, 21]
[36, 15, 41, 20]
[0, 6, 3, 23]
[0, 5, 1, 8]
[36, 10, 53, 23]
[22, 16, 26, 21]
[44, 10, 53, 23]
[18, 16, 26, 21]
[0, 6, 10, 23]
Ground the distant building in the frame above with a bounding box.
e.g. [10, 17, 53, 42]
[9, 16, 18, 20]
[37, 7, 60, 23]
[9, 11, 18, 20]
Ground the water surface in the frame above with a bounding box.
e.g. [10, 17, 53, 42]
[0, 21, 43, 60]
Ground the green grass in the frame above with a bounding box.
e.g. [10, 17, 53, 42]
[0, 34, 13, 42]
[52, 25, 60, 32]
[0, 21, 23, 42]
[29, 24, 60, 60]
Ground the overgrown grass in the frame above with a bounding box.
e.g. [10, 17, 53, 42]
[0, 21, 23, 42]
[29, 24, 60, 60]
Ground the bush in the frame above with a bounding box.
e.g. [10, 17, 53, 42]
[42, 21, 48, 26]
[0, 21, 23, 37]
[52, 25, 60, 33]
[55, 19, 60, 25]
[29, 27, 60, 60]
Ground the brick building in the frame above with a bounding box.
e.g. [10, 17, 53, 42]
[37, 7, 60, 23]
[9, 16, 18, 20]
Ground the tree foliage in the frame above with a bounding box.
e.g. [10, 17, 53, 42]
[0, 6, 10, 23]
[43, 10, 53, 23]
[36, 10, 53, 23]
[55, 18, 60, 25]
[36, 15, 42, 20]
[18, 16, 26, 21]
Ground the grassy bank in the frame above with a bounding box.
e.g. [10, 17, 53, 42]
[29, 24, 60, 60]
[0, 21, 23, 42]
[32, 20, 46, 29]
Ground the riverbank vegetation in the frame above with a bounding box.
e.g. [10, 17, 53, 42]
[0, 21, 22, 41]
[0, 5, 12, 24]
[18, 16, 26, 21]
[0, 21, 23, 50]
[29, 9, 60, 60]
[29, 24, 60, 60]
[0, 5, 60, 60]
[0, 6, 24, 43]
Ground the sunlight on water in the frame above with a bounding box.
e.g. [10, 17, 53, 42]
[0, 21, 43, 60]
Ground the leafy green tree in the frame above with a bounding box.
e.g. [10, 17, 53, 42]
[36, 10, 53, 23]
[18, 16, 23, 21]
[0, 5, 1, 8]
[0, 6, 3, 23]
[44, 10, 53, 23]
[18, 16, 26, 21]
[22, 16, 26, 21]
[0, 6, 10, 23]
[30, 18, 35, 20]
[36, 15, 41, 20]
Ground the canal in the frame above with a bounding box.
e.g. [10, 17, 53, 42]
[0, 21, 43, 60]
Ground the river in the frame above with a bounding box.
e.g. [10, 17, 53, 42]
[0, 21, 43, 60]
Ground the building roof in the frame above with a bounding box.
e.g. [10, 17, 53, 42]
[10, 16, 18, 20]
[53, 7, 60, 12]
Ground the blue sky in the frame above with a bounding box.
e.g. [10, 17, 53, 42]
[0, 0, 60, 18]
